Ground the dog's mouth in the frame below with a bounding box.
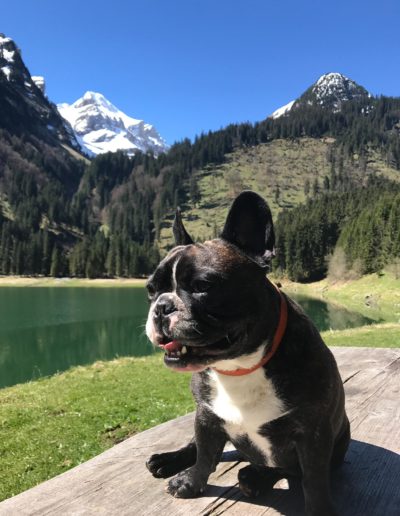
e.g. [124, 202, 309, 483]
[158, 338, 229, 372]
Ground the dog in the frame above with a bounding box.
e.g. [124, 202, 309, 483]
[145, 191, 350, 516]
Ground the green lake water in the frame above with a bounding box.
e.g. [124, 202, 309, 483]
[0, 288, 377, 389]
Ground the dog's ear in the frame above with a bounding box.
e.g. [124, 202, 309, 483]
[221, 191, 275, 265]
[173, 207, 194, 246]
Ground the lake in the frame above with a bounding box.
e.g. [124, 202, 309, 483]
[0, 287, 377, 389]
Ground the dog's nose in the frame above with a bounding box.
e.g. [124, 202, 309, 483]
[154, 294, 177, 317]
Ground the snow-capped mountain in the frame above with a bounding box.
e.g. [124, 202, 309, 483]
[58, 92, 169, 157]
[270, 72, 370, 118]
[0, 33, 29, 85]
[0, 33, 80, 149]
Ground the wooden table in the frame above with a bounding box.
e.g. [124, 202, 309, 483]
[1, 347, 399, 516]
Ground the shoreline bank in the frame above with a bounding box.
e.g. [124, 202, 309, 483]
[0, 276, 147, 287]
[278, 271, 400, 324]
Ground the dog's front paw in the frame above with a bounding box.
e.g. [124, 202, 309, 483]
[147, 453, 175, 478]
[146, 443, 197, 479]
[167, 469, 206, 498]
[146, 450, 188, 478]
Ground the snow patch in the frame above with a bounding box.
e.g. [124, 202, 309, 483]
[270, 99, 295, 119]
[0, 35, 12, 44]
[1, 66, 11, 80]
[32, 76, 45, 94]
[2, 48, 15, 62]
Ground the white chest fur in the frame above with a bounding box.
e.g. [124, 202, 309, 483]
[208, 366, 286, 466]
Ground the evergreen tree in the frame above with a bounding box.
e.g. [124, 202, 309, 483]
[50, 246, 61, 277]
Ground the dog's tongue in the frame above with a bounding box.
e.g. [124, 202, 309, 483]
[160, 340, 182, 352]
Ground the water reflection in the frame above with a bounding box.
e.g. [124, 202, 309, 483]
[0, 288, 379, 389]
[0, 317, 153, 388]
[291, 294, 378, 332]
[0, 288, 152, 388]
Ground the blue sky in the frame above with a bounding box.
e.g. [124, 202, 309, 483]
[2, 0, 400, 145]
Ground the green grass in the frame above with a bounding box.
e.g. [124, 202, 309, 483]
[0, 355, 194, 501]
[322, 323, 400, 347]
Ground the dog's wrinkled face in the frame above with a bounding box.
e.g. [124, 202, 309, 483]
[146, 191, 276, 372]
[146, 239, 265, 372]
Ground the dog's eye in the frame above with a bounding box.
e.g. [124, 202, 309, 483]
[191, 279, 212, 294]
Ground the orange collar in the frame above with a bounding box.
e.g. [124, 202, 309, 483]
[212, 283, 288, 376]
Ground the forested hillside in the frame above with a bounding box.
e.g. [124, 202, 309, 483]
[1, 44, 399, 281]
[275, 177, 400, 281]
[65, 93, 400, 280]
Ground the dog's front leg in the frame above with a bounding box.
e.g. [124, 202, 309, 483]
[296, 423, 337, 516]
[167, 407, 226, 498]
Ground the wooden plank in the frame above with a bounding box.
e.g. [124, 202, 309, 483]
[0, 347, 399, 516]
[333, 351, 400, 516]
[332, 346, 399, 383]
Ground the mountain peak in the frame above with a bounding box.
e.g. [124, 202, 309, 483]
[1, 33, 29, 84]
[315, 71, 350, 84]
[270, 72, 370, 118]
[1, 34, 44, 95]
[0, 33, 80, 149]
[58, 92, 168, 157]
[79, 91, 116, 109]
[310, 72, 369, 107]
[83, 90, 104, 100]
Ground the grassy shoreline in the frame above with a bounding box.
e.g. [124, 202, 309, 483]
[279, 271, 400, 324]
[0, 276, 146, 287]
[322, 323, 400, 347]
[281, 271, 400, 347]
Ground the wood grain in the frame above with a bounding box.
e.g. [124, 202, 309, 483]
[0, 347, 399, 516]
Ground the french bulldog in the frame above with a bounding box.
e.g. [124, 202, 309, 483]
[145, 191, 350, 516]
